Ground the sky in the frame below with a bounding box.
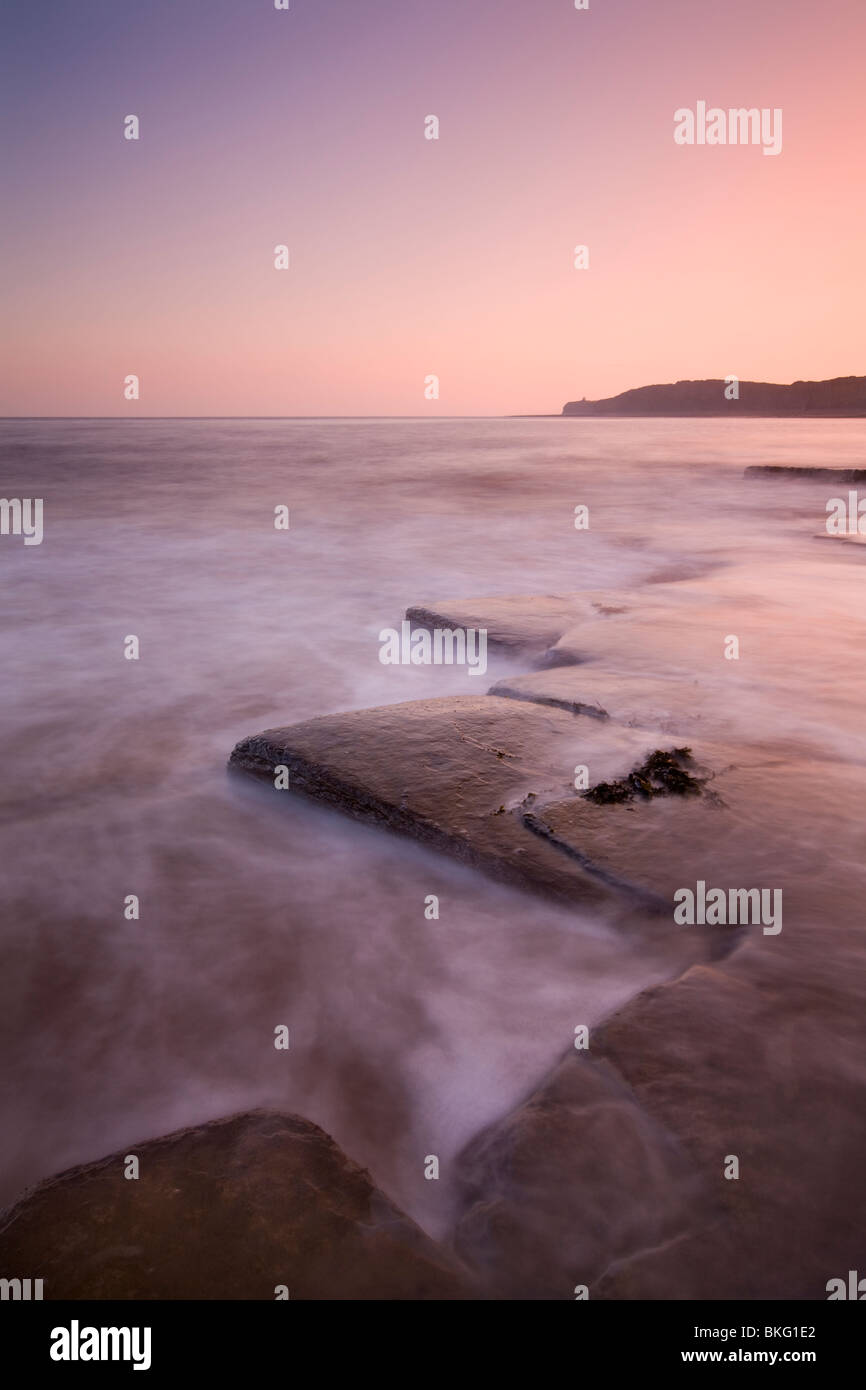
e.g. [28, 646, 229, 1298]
[2, 0, 865, 417]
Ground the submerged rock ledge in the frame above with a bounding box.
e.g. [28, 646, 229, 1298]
[404, 594, 592, 653]
[745, 465, 866, 481]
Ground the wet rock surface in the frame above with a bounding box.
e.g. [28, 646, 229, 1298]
[453, 1048, 707, 1299]
[489, 667, 708, 733]
[405, 593, 605, 657]
[745, 465, 866, 481]
[230, 696, 730, 941]
[450, 755, 866, 1299]
[588, 904, 866, 1300]
[0, 1111, 472, 1300]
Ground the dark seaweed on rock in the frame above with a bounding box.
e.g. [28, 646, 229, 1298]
[584, 747, 702, 804]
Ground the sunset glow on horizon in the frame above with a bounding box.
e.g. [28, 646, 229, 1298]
[3, 0, 865, 417]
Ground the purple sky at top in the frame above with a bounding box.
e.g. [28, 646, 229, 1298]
[2, 0, 865, 415]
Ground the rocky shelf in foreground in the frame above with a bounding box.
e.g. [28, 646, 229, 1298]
[0, 1111, 471, 1300]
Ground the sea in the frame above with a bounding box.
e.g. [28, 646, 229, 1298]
[1, 417, 865, 1237]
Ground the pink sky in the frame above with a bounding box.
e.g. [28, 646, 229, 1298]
[2, 0, 865, 416]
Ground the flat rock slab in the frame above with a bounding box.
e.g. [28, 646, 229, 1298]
[452, 749, 866, 1300]
[405, 594, 598, 653]
[531, 772, 786, 908]
[745, 466, 866, 482]
[448, 749, 863, 1299]
[454, 1049, 706, 1299]
[588, 928, 866, 1299]
[0, 1111, 470, 1299]
[489, 668, 711, 734]
[535, 588, 832, 706]
[230, 695, 729, 931]
[455, 892, 866, 1300]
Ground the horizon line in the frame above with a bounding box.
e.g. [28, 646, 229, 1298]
[0, 414, 518, 421]
[3, 412, 866, 422]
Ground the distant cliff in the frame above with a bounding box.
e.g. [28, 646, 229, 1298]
[562, 376, 866, 417]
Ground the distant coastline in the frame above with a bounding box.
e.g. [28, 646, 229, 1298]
[561, 375, 866, 417]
